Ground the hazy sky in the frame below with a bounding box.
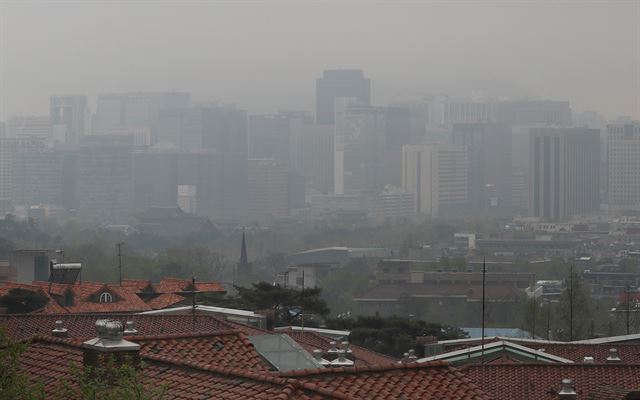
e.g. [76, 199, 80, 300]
[1, 1, 639, 120]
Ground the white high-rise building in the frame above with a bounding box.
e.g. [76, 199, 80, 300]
[608, 121, 640, 211]
[177, 185, 197, 214]
[402, 144, 468, 217]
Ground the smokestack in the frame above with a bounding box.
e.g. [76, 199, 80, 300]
[51, 320, 68, 338]
[558, 379, 577, 399]
[83, 320, 140, 376]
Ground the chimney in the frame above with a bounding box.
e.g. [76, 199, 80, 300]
[606, 348, 621, 363]
[83, 320, 140, 375]
[583, 356, 594, 364]
[407, 349, 417, 361]
[123, 321, 138, 335]
[52, 320, 68, 338]
[558, 378, 576, 399]
[341, 340, 352, 354]
[327, 341, 339, 354]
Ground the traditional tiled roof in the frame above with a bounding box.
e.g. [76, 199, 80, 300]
[463, 363, 640, 400]
[17, 336, 491, 400]
[0, 282, 67, 313]
[0, 313, 237, 340]
[280, 362, 491, 400]
[0, 277, 225, 314]
[153, 277, 225, 294]
[145, 292, 187, 309]
[131, 331, 273, 371]
[279, 328, 397, 367]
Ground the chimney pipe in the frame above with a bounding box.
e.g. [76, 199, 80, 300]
[606, 348, 621, 363]
[583, 356, 594, 364]
[558, 378, 577, 399]
[123, 321, 138, 335]
[52, 320, 68, 338]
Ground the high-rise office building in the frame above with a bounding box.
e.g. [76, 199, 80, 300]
[529, 127, 600, 220]
[402, 144, 468, 217]
[50, 95, 90, 145]
[0, 137, 64, 214]
[201, 105, 248, 154]
[77, 135, 134, 223]
[96, 92, 190, 133]
[334, 103, 387, 195]
[607, 121, 640, 211]
[316, 70, 370, 125]
[248, 159, 289, 218]
[452, 123, 513, 213]
[6, 116, 51, 138]
[249, 113, 292, 165]
[495, 100, 572, 126]
[133, 147, 247, 220]
[289, 117, 334, 193]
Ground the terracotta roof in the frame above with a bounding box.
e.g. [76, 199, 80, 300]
[0, 313, 237, 341]
[131, 331, 273, 371]
[153, 277, 225, 294]
[280, 362, 491, 400]
[463, 363, 640, 400]
[445, 337, 640, 365]
[18, 336, 491, 399]
[0, 282, 67, 313]
[0, 277, 224, 314]
[145, 292, 187, 309]
[279, 328, 397, 367]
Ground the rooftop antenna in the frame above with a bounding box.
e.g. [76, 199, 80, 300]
[117, 242, 124, 286]
[481, 257, 486, 365]
[569, 264, 574, 341]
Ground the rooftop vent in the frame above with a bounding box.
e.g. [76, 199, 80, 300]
[123, 321, 138, 335]
[330, 349, 354, 367]
[52, 320, 68, 338]
[407, 349, 417, 361]
[82, 320, 140, 374]
[583, 356, 594, 364]
[558, 378, 577, 399]
[606, 348, 621, 363]
[327, 341, 339, 353]
[341, 340, 352, 354]
[313, 349, 330, 366]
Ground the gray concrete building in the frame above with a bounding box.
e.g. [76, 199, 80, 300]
[607, 121, 640, 212]
[529, 127, 600, 220]
[315, 70, 370, 125]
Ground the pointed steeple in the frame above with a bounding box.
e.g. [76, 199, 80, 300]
[237, 230, 252, 276]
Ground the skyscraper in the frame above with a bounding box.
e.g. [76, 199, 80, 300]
[77, 135, 134, 223]
[315, 69, 370, 125]
[529, 127, 600, 220]
[402, 144, 468, 217]
[248, 158, 289, 218]
[50, 95, 90, 145]
[452, 123, 512, 213]
[607, 121, 640, 211]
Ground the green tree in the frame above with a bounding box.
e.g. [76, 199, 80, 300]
[0, 289, 49, 314]
[53, 360, 165, 400]
[553, 267, 594, 341]
[0, 328, 44, 400]
[326, 315, 466, 358]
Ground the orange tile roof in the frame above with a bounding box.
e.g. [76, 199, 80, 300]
[131, 331, 273, 371]
[280, 362, 491, 400]
[145, 292, 187, 309]
[153, 277, 225, 294]
[0, 282, 67, 313]
[463, 363, 640, 400]
[280, 329, 397, 367]
[0, 313, 237, 341]
[18, 336, 491, 400]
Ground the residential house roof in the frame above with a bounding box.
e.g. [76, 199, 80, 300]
[463, 363, 640, 400]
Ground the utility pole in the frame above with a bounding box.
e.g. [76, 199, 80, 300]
[626, 283, 631, 335]
[117, 242, 124, 286]
[532, 293, 536, 339]
[481, 257, 486, 365]
[569, 264, 574, 341]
